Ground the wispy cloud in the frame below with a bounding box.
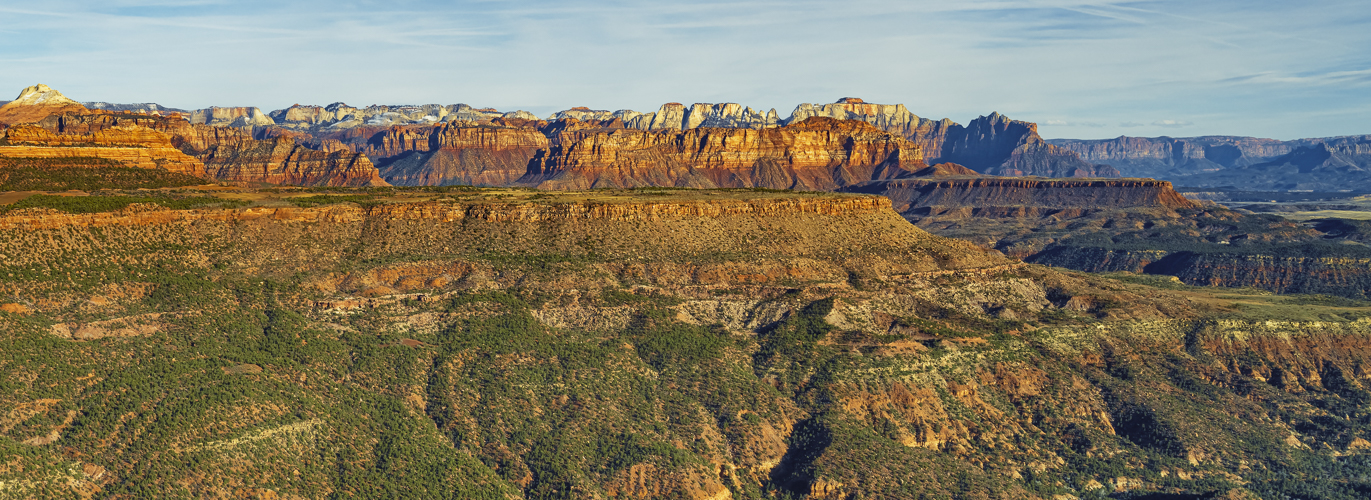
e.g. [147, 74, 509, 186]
[0, 1, 1366, 140]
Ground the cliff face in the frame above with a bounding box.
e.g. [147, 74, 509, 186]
[1146, 252, 1371, 296]
[0, 121, 207, 177]
[187, 106, 274, 128]
[1047, 135, 1371, 185]
[268, 103, 539, 131]
[200, 137, 386, 187]
[0, 84, 89, 125]
[939, 113, 1119, 177]
[1157, 138, 1371, 191]
[246, 95, 1112, 181]
[19, 111, 386, 186]
[850, 177, 1197, 215]
[366, 124, 549, 186]
[524, 117, 926, 190]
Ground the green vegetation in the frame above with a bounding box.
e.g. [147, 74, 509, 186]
[0, 193, 245, 214]
[3, 189, 1371, 499]
[286, 194, 380, 208]
[0, 157, 207, 190]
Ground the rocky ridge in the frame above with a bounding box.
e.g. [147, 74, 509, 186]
[1049, 134, 1371, 189]
[523, 117, 927, 190]
[30, 88, 1120, 184]
[2, 188, 1370, 498]
[0, 84, 88, 125]
[5, 110, 387, 187]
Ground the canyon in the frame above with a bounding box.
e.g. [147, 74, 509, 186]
[0, 188, 1368, 499]
[865, 170, 1371, 298]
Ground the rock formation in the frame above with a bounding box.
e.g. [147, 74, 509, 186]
[188, 106, 275, 128]
[84, 102, 189, 116]
[938, 112, 1119, 177]
[0, 122, 206, 177]
[199, 137, 387, 187]
[523, 117, 926, 190]
[7, 107, 385, 186]
[0, 84, 89, 125]
[366, 123, 550, 186]
[848, 177, 1197, 217]
[1048, 134, 1371, 187]
[268, 103, 539, 132]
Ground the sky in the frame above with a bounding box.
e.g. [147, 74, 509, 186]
[0, 0, 1367, 140]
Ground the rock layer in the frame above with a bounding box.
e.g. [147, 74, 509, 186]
[848, 177, 1197, 215]
[524, 117, 926, 190]
[0, 122, 206, 177]
[0, 84, 89, 125]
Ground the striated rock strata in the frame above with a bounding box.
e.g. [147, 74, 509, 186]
[0, 122, 207, 177]
[523, 117, 926, 190]
[848, 177, 1196, 216]
[21, 111, 385, 186]
[0, 84, 89, 125]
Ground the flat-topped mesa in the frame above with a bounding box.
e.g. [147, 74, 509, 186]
[0, 121, 207, 177]
[523, 116, 926, 191]
[0, 192, 1010, 277]
[848, 177, 1198, 217]
[0, 195, 898, 230]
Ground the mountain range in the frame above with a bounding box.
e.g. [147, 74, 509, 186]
[1050, 135, 1371, 191]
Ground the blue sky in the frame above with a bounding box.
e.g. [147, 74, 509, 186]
[0, 0, 1366, 140]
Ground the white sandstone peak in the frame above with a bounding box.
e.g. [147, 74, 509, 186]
[11, 84, 81, 107]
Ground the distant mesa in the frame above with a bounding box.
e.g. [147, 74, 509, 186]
[837, 97, 865, 104]
[913, 163, 980, 177]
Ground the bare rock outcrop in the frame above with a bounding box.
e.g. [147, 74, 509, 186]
[188, 106, 275, 128]
[523, 117, 926, 190]
[0, 84, 89, 125]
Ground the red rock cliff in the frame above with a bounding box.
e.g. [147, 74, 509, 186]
[524, 117, 926, 190]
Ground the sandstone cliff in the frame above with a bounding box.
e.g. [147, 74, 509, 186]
[848, 177, 1197, 217]
[18, 110, 386, 186]
[268, 102, 539, 131]
[523, 117, 926, 190]
[536, 99, 1113, 179]
[199, 137, 387, 187]
[188, 106, 275, 127]
[367, 123, 551, 186]
[0, 84, 89, 125]
[0, 123, 206, 177]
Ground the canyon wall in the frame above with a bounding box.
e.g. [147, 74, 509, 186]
[848, 177, 1196, 215]
[0, 123, 206, 176]
[13, 112, 386, 186]
[1048, 134, 1371, 185]
[523, 117, 926, 190]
